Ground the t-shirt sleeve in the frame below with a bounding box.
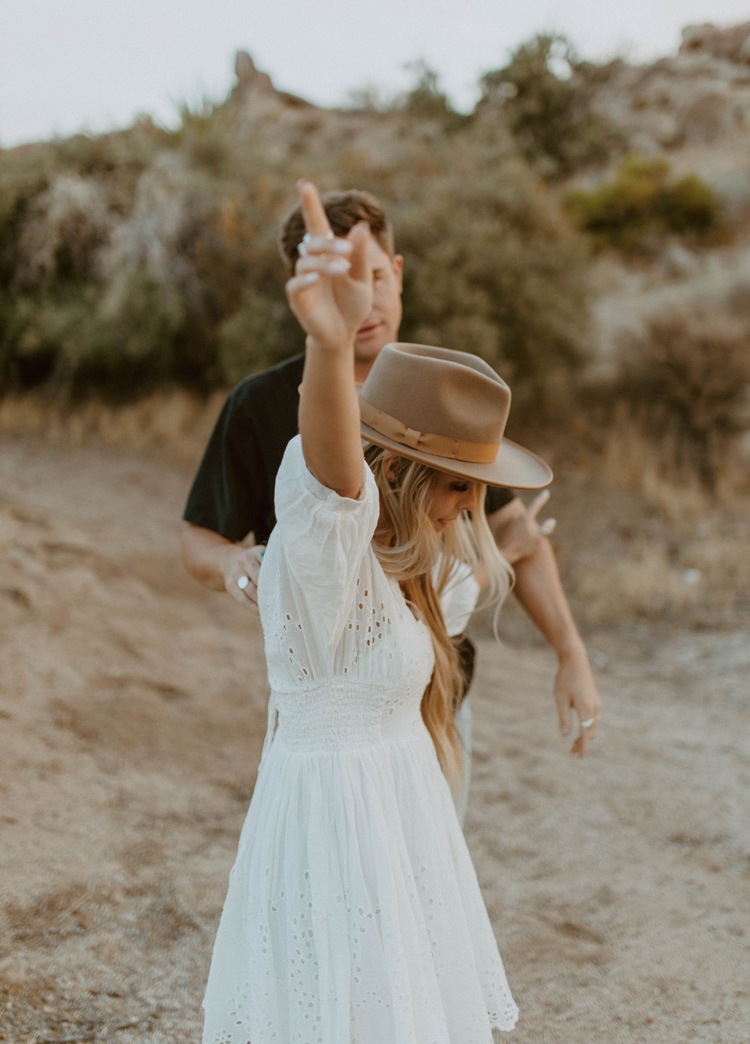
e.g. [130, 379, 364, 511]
[271, 435, 380, 647]
[436, 558, 481, 638]
[182, 393, 264, 542]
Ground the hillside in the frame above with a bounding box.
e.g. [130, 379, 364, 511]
[0, 428, 748, 1043]
[1, 22, 750, 1043]
[1, 25, 749, 420]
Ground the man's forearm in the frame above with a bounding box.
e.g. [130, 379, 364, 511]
[181, 523, 264, 611]
[511, 538, 584, 658]
[181, 523, 236, 591]
[511, 535, 600, 755]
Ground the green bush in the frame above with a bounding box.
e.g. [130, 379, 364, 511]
[0, 66, 592, 408]
[565, 157, 721, 253]
[397, 161, 589, 409]
[0, 155, 50, 285]
[218, 289, 298, 385]
[0, 288, 114, 396]
[74, 270, 187, 399]
[396, 62, 468, 131]
[477, 34, 617, 178]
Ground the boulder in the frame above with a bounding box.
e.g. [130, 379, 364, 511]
[678, 88, 736, 144]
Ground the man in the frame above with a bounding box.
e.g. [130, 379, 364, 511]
[181, 188, 600, 764]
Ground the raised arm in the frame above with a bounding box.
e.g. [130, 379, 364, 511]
[286, 181, 372, 499]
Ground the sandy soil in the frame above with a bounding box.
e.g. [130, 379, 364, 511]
[1, 434, 748, 1043]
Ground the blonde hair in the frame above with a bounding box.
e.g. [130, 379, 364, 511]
[364, 444, 514, 792]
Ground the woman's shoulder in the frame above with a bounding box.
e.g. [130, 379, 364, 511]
[277, 436, 377, 511]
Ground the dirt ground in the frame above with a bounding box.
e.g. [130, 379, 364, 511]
[1, 433, 748, 1043]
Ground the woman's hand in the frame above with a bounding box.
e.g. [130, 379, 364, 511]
[554, 642, 601, 758]
[286, 181, 372, 352]
[291, 181, 369, 498]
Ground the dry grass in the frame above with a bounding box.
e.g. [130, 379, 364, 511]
[611, 310, 750, 491]
[0, 390, 223, 463]
[594, 407, 750, 520]
[2, 389, 747, 636]
[547, 406, 750, 627]
[576, 543, 704, 624]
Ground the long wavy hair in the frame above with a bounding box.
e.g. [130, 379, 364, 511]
[364, 443, 514, 792]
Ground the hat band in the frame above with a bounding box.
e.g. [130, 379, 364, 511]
[360, 398, 498, 464]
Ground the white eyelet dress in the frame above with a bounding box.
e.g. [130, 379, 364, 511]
[202, 437, 518, 1043]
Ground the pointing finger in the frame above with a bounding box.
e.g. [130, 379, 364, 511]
[298, 180, 333, 238]
[539, 517, 557, 537]
[527, 488, 550, 521]
[346, 221, 371, 285]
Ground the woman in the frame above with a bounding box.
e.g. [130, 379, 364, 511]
[202, 182, 553, 1043]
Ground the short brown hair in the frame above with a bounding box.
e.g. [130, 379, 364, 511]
[278, 189, 394, 271]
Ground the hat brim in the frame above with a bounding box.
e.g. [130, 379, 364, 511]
[360, 422, 552, 490]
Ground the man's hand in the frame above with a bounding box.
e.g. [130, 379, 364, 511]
[181, 524, 265, 614]
[489, 499, 602, 759]
[554, 642, 601, 758]
[224, 544, 265, 612]
[490, 490, 556, 566]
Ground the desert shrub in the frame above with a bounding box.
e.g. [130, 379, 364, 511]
[16, 174, 113, 287]
[396, 160, 589, 409]
[565, 157, 721, 253]
[0, 278, 185, 401]
[0, 290, 98, 393]
[0, 155, 50, 286]
[50, 127, 165, 185]
[614, 312, 750, 488]
[656, 173, 720, 235]
[94, 161, 237, 392]
[218, 289, 297, 385]
[396, 62, 468, 131]
[174, 97, 237, 176]
[0, 58, 593, 406]
[477, 34, 616, 178]
[71, 269, 187, 399]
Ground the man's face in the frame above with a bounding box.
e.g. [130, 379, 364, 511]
[349, 229, 403, 374]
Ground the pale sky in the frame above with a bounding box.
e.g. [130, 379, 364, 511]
[2, 0, 749, 147]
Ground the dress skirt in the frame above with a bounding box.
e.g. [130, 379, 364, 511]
[202, 720, 518, 1044]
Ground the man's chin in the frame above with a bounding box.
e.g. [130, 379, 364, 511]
[354, 338, 388, 361]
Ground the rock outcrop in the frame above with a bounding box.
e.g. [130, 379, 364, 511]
[230, 49, 314, 113]
[581, 25, 750, 216]
[590, 47, 750, 154]
[680, 21, 750, 62]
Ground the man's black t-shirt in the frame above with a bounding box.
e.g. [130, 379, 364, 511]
[183, 353, 514, 545]
[183, 354, 305, 545]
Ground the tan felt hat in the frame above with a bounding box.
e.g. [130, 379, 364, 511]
[359, 343, 552, 490]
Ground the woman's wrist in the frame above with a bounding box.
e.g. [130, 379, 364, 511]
[305, 333, 355, 355]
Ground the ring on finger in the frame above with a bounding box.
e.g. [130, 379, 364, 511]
[300, 230, 337, 258]
[237, 574, 251, 591]
[580, 718, 596, 729]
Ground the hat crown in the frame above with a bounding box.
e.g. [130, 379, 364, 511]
[360, 343, 510, 448]
[358, 342, 552, 490]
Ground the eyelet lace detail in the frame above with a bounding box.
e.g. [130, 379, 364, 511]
[202, 439, 518, 1041]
